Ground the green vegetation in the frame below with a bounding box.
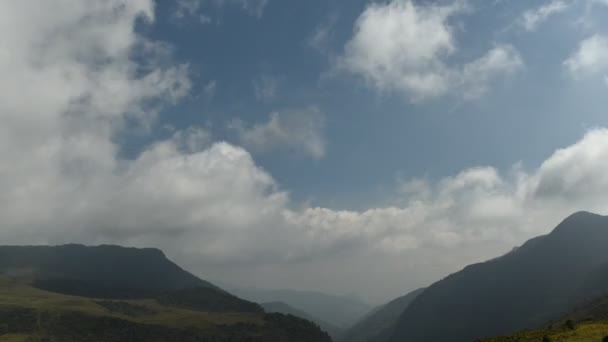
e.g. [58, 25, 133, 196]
[481, 320, 608, 342]
[261, 302, 343, 339]
[0, 276, 331, 341]
[156, 286, 264, 314]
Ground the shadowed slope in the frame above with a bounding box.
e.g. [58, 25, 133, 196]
[341, 287, 425, 342]
[390, 212, 608, 342]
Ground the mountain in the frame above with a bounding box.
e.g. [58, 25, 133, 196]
[390, 211, 608, 342]
[0, 244, 332, 342]
[230, 287, 373, 328]
[0, 278, 332, 342]
[340, 288, 425, 342]
[0, 244, 215, 298]
[262, 301, 343, 339]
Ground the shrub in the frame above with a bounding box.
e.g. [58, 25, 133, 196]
[565, 319, 576, 330]
[542, 335, 551, 342]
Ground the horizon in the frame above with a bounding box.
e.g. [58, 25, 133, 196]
[4, 209, 600, 306]
[1, 0, 608, 304]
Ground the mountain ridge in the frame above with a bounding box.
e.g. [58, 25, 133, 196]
[340, 287, 425, 342]
[0, 244, 333, 341]
[389, 211, 608, 342]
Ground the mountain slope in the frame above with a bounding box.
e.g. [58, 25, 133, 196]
[231, 287, 372, 328]
[0, 276, 332, 342]
[262, 301, 343, 339]
[0, 244, 333, 342]
[482, 295, 608, 342]
[390, 211, 608, 342]
[0, 244, 214, 298]
[340, 287, 425, 342]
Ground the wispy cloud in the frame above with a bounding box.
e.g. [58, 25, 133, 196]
[253, 75, 279, 102]
[229, 107, 326, 159]
[519, 0, 571, 31]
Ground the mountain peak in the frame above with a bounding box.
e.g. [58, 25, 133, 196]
[551, 211, 607, 236]
[564, 210, 603, 221]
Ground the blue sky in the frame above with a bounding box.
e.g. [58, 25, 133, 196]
[2, 0, 608, 303]
[138, 0, 608, 210]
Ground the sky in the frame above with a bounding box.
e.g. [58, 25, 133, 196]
[1, 0, 608, 303]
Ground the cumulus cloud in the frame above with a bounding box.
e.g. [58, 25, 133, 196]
[520, 0, 571, 31]
[339, 0, 523, 101]
[564, 34, 608, 77]
[229, 107, 327, 159]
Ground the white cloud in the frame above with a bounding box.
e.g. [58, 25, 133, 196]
[340, 0, 522, 102]
[230, 107, 326, 159]
[520, 0, 570, 31]
[460, 45, 523, 99]
[174, 0, 269, 21]
[564, 34, 608, 77]
[340, 0, 458, 100]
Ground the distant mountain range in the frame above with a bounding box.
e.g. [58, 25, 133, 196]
[230, 286, 372, 329]
[340, 287, 425, 342]
[0, 244, 332, 342]
[388, 211, 608, 342]
[261, 301, 343, 339]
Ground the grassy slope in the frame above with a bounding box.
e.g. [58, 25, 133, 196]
[0, 276, 330, 341]
[0, 276, 261, 328]
[481, 321, 608, 342]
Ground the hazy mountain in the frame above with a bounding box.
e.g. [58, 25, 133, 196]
[262, 301, 343, 339]
[230, 287, 373, 328]
[390, 211, 608, 342]
[0, 244, 332, 341]
[340, 287, 425, 342]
